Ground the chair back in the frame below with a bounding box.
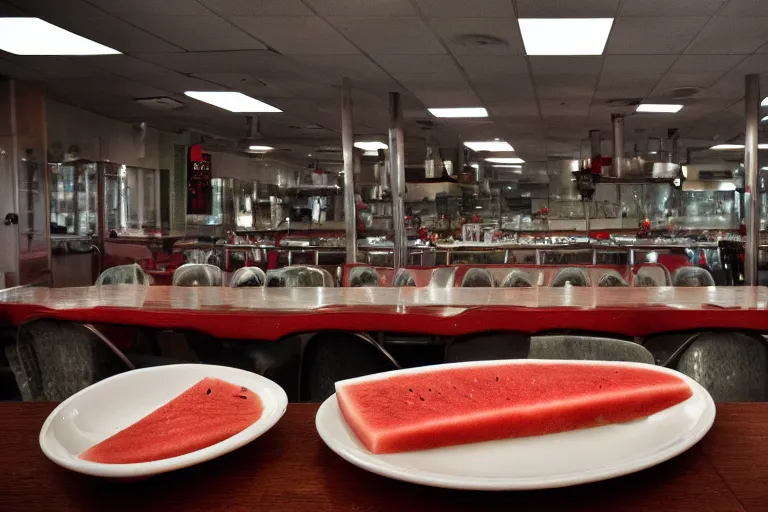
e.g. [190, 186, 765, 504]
[348, 266, 381, 287]
[95, 263, 151, 286]
[229, 267, 266, 287]
[551, 267, 590, 287]
[7, 319, 132, 401]
[266, 266, 335, 287]
[172, 263, 223, 287]
[672, 267, 715, 287]
[460, 268, 495, 287]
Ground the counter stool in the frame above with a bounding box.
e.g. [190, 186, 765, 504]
[300, 332, 399, 402]
[172, 263, 223, 287]
[95, 263, 151, 286]
[230, 267, 266, 287]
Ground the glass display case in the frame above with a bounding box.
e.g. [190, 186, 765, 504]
[103, 164, 161, 233]
[49, 160, 98, 236]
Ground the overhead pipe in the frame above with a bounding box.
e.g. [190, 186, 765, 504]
[388, 92, 407, 271]
[744, 74, 760, 286]
[611, 114, 625, 178]
[341, 77, 357, 264]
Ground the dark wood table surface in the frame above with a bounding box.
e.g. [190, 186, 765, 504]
[0, 403, 765, 512]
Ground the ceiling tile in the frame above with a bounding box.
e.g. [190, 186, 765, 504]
[535, 74, 598, 99]
[139, 51, 303, 77]
[290, 55, 389, 82]
[133, 71, 230, 94]
[200, 0, 313, 16]
[4, 56, 110, 79]
[620, 0, 726, 16]
[539, 100, 590, 118]
[473, 79, 535, 102]
[6, 0, 101, 16]
[370, 55, 458, 74]
[758, 42, 768, 53]
[486, 101, 539, 117]
[327, 17, 445, 54]
[121, 15, 266, 51]
[414, 0, 515, 17]
[685, 17, 768, 54]
[720, 0, 768, 15]
[0, 57, 50, 81]
[702, 71, 751, 99]
[35, 14, 185, 53]
[650, 72, 725, 97]
[409, 88, 481, 107]
[606, 17, 709, 54]
[87, 0, 210, 15]
[49, 76, 170, 100]
[455, 55, 529, 75]
[734, 54, 768, 73]
[71, 55, 168, 77]
[232, 17, 357, 55]
[430, 18, 524, 55]
[529, 57, 603, 75]
[601, 55, 677, 74]
[190, 73, 288, 97]
[594, 73, 662, 98]
[303, 0, 415, 16]
[517, 0, 620, 17]
[393, 71, 468, 88]
[667, 55, 747, 73]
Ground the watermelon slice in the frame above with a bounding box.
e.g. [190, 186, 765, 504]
[80, 377, 263, 464]
[335, 362, 693, 454]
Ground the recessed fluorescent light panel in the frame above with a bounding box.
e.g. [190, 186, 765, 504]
[486, 157, 525, 164]
[762, 97, 768, 106]
[428, 107, 488, 118]
[464, 141, 514, 152]
[0, 17, 120, 55]
[491, 164, 523, 169]
[636, 104, 683, 113]
[354, 142, 387, 151]
[249, 145, 273, 151]
[711, 143, 768, 150]
[518, 18, 614, 56]
[184, 91, 281, 113]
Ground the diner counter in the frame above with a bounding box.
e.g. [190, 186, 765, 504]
[0, 402, 765, 512]
[1, 286, 768, 339]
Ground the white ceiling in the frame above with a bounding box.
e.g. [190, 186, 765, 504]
[0, 0, 766, 162]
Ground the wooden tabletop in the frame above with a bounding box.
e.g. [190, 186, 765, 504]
[0, 402, 765, 512]
[2, 286, 768, 339]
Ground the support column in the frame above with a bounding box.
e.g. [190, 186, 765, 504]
[341, 77, 357, 264]
[388, 92, 407, 271]
[611, 114, 625, 177]
[744, 74, 760, 286]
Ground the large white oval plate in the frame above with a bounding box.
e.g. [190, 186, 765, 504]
[40, 364, 288, 479]
[315, 359, 715, 490]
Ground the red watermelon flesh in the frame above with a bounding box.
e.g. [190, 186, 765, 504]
[336, 362, 693, 454]
[80, 377, 263, 464]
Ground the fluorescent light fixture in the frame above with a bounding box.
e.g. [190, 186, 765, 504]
[518, 18, 613, 56]
[485, 157, 525, 164]
[184, 91, 281, 113]
[762, 97, 768, 106]
[362, 150, 379, 156]
[249, 145, 273, 151]
[636, 104, 683, 113]
[464, 141, 514, 152]
[711, 143, 768, 150]
[492, 164, 523, 169]
[354, 141, 387, 151]
[428, 107, 488, 118]
[0, 17, 120, 55]
[761, 115, 768, 123]
[475, 206, 483, 209]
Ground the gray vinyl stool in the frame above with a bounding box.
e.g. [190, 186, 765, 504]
[173, 263, 223, 287]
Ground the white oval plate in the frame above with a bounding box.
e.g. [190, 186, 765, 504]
[316, 360, 715, 490]
[40, 364, 288, 479]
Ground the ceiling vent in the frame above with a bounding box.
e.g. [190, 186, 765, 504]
[452, 34, 508, 48]
[134, 97, 185, 110]
[670, 86, 703, 99]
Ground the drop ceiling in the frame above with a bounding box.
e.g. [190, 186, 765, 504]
[0, 0, 767, 162]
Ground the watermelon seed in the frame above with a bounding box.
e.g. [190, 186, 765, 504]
[428, 388, 432, 392]
[495, 376, 499, 382]
[206, 388, 211, 395]
[419, 396, 425, 401]
[409, 388, 413, 393]
[237, 395, 247, 399]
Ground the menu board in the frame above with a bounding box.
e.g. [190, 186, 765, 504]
[187, 147, 212, 215]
